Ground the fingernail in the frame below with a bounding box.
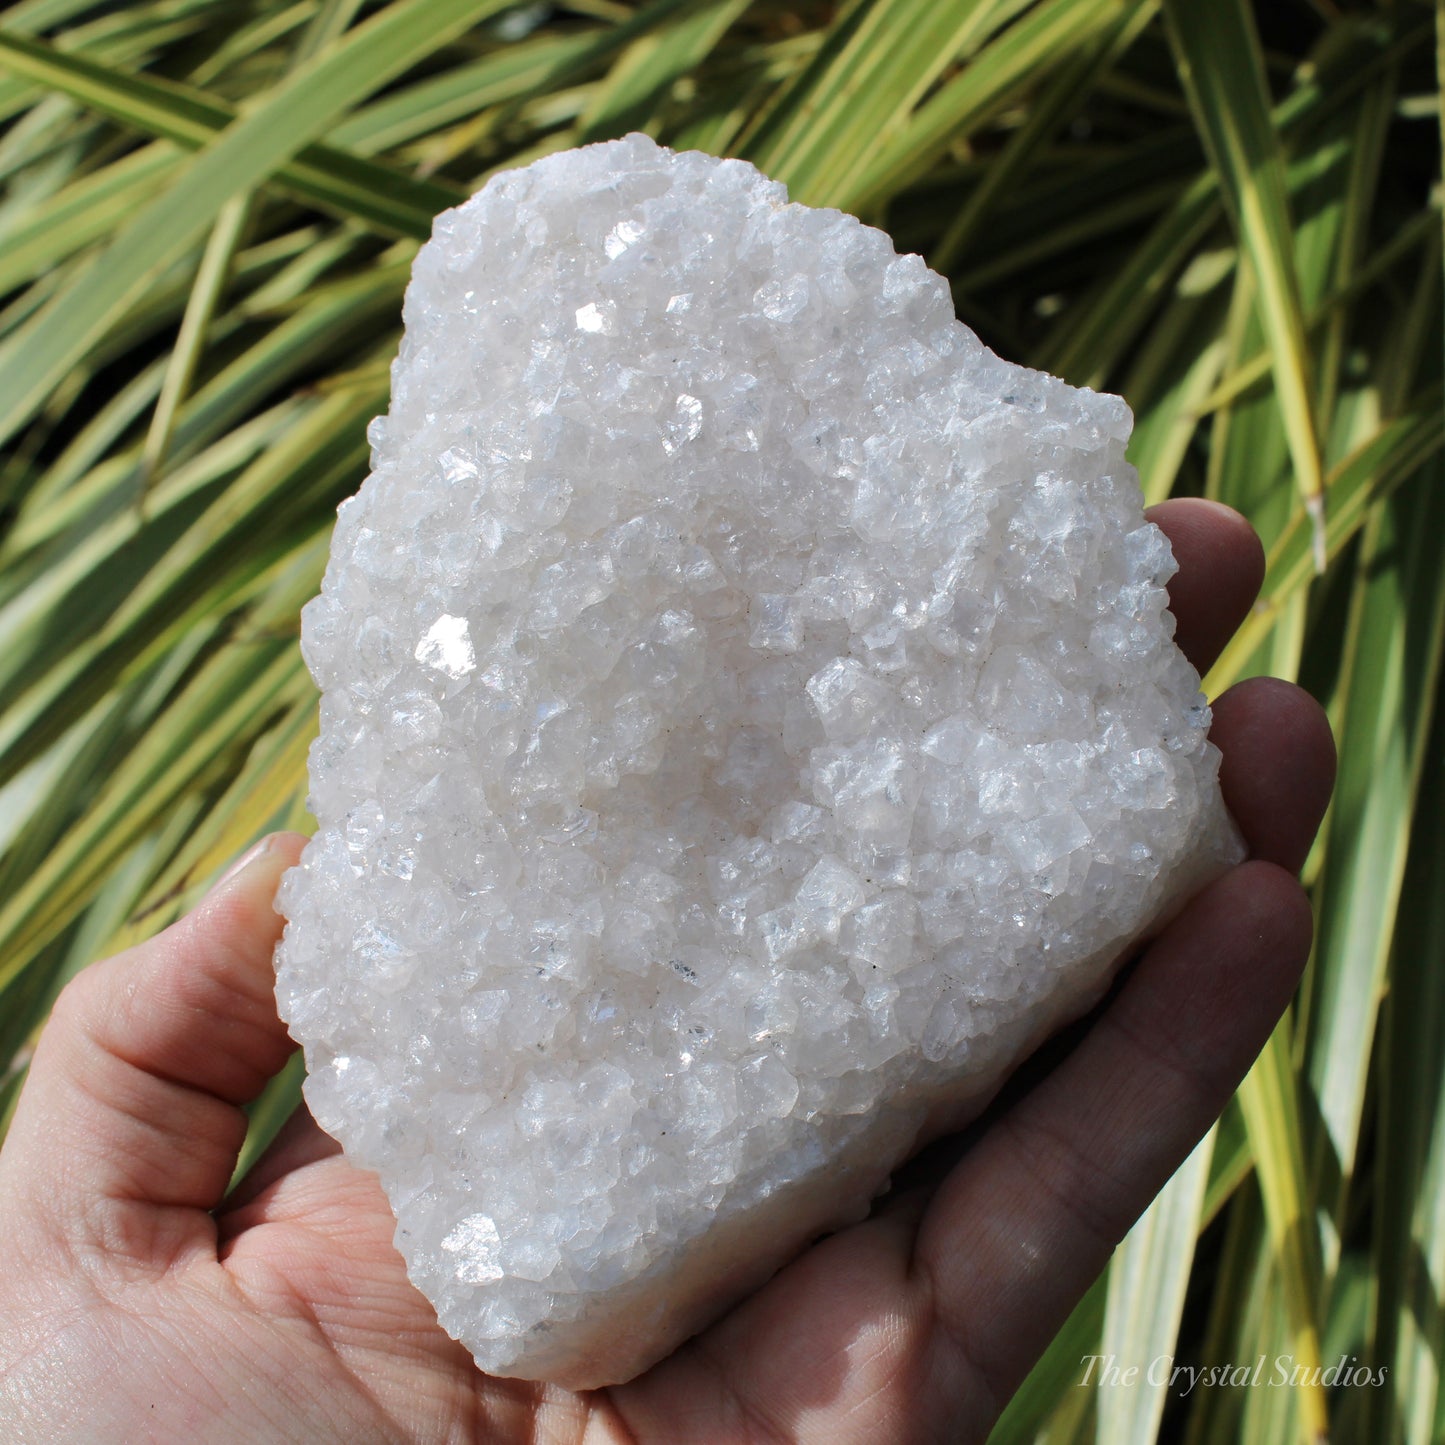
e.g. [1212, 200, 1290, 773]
[207, 836, 275, 898]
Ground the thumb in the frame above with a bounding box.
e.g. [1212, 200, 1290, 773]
[0, 833, 307, 1268]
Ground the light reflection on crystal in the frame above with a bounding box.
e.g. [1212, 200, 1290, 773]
[574, 302, 611, 334]
[604, 219, 644, 259]
[661, 393, 702, 454]
[415, 614, 476, 678]
[443, 1214, 505, 1284]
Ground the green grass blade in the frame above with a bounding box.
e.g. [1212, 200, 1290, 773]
[0, 642, 310, 996]
[578, 0, 751, 142]
[1163, 0, 1326, 568]
[1305, 470, 1445, 1282]
[0, 140, 178, 295]
[931, 5, 1154, 274]
[331, 30, 606, 153]
[848, 0, 1132, 216]
[1207, 394, 1445, 694]
[1201, 1099, 1252, 1227]
[0, 0, 502, 447]
[0, 367, 386, 791]
[139, 190, 251, 491]
[1237, 1020, 1328, 1444]
[1181, 1184, 1263, 1445]
[188, 2, 315, 87]
[230, 1051, 306, 1188]
[0, 31, 463, 234]
[1039, 168, 1218, 387]
[1197, 208, 1439, 420]
[1124, 282, 1230, 504]
[667, 30, 823, 156]
[1372, 659, 1445, 1444]
[1098, 1129, 1215, 1444]
[295, 0, 367, 65]
[746, 0, 1034, 207]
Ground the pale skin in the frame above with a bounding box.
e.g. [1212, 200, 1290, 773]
[0, 498, 1335, 1444]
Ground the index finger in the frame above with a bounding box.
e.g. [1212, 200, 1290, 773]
[1146, 497, 1266, 678]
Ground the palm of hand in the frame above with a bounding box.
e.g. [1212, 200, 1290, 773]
[0, 500, 1333, 1445]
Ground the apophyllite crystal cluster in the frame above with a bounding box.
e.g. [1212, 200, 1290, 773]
[274, 133, 1242, 1388]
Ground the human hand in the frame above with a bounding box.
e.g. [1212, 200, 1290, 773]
[0, 497, 1334, 1444]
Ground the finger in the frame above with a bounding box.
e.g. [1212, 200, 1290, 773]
[1147, 498, 1265, 677]
[221, 1101, 341, 1214]
[909, 860, 1312, 1423]
[1210, 675, 1336, 872]
[0, 833, 308, 1261]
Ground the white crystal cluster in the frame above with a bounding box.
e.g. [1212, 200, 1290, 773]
[275, 134, 1242, 1388]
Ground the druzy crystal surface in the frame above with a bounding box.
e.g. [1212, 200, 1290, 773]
[275, 134, 1242, 1388]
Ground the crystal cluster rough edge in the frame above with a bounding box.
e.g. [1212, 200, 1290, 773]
[274, 132, 1244, 1389]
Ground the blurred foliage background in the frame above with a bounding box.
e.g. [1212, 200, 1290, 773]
[0, 0, 1440, 1439]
